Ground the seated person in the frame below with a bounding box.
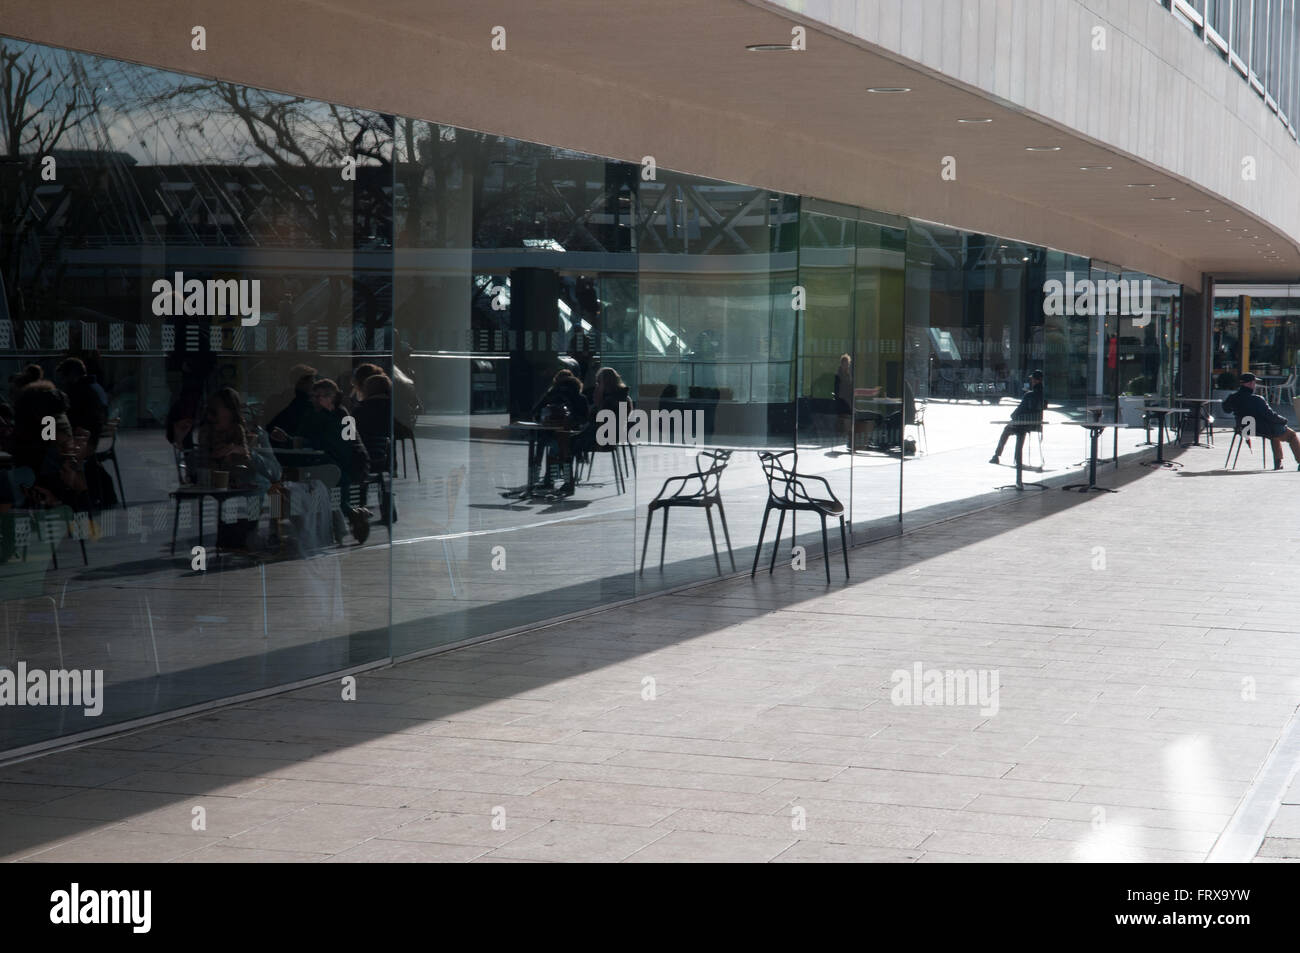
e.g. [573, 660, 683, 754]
[990, 370, 1044, 465]
[11, 380, 88, 510]
[1223, 372, 1300, 469]
[300, 378, 371, 543]
[267, 365, 318, 445]
[530, 368, 589, 495]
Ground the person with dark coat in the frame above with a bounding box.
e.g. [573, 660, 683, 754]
[12, 380, 88, 509]
[1223, 372, 1300, 469]
[300, 378, 372, 543]
[990, 370, 1044, 465]
[57, 357, 115, 508]
[353, 373, 395, 522]
[530, 368, 589, 495]
[267, 365, 318, 445]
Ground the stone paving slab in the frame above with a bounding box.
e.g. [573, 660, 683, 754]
[1, 440, 1299, 862]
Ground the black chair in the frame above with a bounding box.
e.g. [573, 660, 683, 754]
[752, 450, 849, 584]
[1224, 420, 1269, 469]
[359, 433, 396, 537]
[394, 418, 421, 481]
[640, 449, 734, 575]
[93, 417, 126, 508]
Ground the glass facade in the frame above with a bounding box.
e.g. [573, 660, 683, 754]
[1170, 0, 1300, 136]
[0, 35, 1184, 754]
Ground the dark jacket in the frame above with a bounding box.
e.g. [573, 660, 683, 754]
[300, 405, 355, 472]
[269, 390, 313, 440]
[1010, 384, 1045, 427]
[1223, 385, 1287, 436]
[531, 379, 588, 427]
[353, 397, 392, 459]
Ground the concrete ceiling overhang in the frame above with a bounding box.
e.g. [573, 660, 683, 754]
[5, 0, 1298, 287]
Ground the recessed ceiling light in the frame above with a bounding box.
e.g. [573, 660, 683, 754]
[1151, 196, 1177, 201]
[1185, 209, 1211, 213]
[1227, 227, 1249, 231]
[1025, 146, 1061, 151]
[1079, 165, 1112, 171]
[957, 117, 993, 123]
[746, 43, 794, 51]
[1207, 219, 1229, 223]
[867, 87, 911, 93]
[1127, 183, 1157, 188]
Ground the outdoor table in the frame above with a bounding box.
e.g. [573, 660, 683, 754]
[503, 421, 589, 499]
[1060, 421, 1124, 493]
[852, 396, 903, 452]
[991, 419, 1048, 491]
[170, 484, 264, 555]
[1139, 407, 1186, 469]
[1175, 397, 1214, 448]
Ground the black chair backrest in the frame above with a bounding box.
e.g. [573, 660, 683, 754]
[694, 449, 732, 496]
[758, 450, 799, 503]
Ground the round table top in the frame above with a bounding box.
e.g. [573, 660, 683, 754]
[990, 419, 1049, 426]
[1142, 406, 1187, 414]
[1061, 420, 1125, 429]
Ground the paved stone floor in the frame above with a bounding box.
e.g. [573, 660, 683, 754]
[2, 431, 1299, 862]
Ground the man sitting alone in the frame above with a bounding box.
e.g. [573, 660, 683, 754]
[1223, 372, 1300, 470]
[990, 370, 1045, 465]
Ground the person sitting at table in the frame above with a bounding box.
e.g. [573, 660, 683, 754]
[267, 365, 318, 445]
[354, 372, 395, 522]
[990, 369, 1044, 465]
[300, 378, 372, 544]
[530, 368, 589, 496]
[346, 363, 385, 414]
[1223, 372, 1300, 470]
[11, 379, 88, 510]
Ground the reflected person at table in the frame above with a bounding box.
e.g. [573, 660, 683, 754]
[1223, 372, 1300, 470]
[989, 369, 1044, 465]
[530, 368, 589, 497]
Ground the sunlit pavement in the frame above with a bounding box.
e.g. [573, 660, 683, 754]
[2, 429, 1299, 862]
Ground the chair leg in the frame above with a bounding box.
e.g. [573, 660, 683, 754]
[400, 439, 408, 479]
[715, 500, 736, 571]
[78, 538, 87, 566]
[112, 454, 126, 508]
[839, 517, 849, 579]
[820, 513, 830, 585]
[640, 507, 655, 573]
[43, 595, 63, 669]
[412, 438, 421, 481]
[1224, 434, 1236, 468]
[442, 538, 457, 597]
[704, 505, 722, 576]
[613, 450, 625, 494]
[769, 509, 786, 574]
[171, 499, 180, 555]
[751, 505, 771, 577]
[659, 506, 670, 570]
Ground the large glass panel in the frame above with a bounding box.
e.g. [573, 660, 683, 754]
[1253, 0, 1270, 80]
[0, 37, 393, 751]
[634, 172, 798, 590]
[1236, 0, 1255, 64]
[390, 130, 641, 655]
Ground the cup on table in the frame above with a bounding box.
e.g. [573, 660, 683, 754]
[211, 470, 230, 490]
